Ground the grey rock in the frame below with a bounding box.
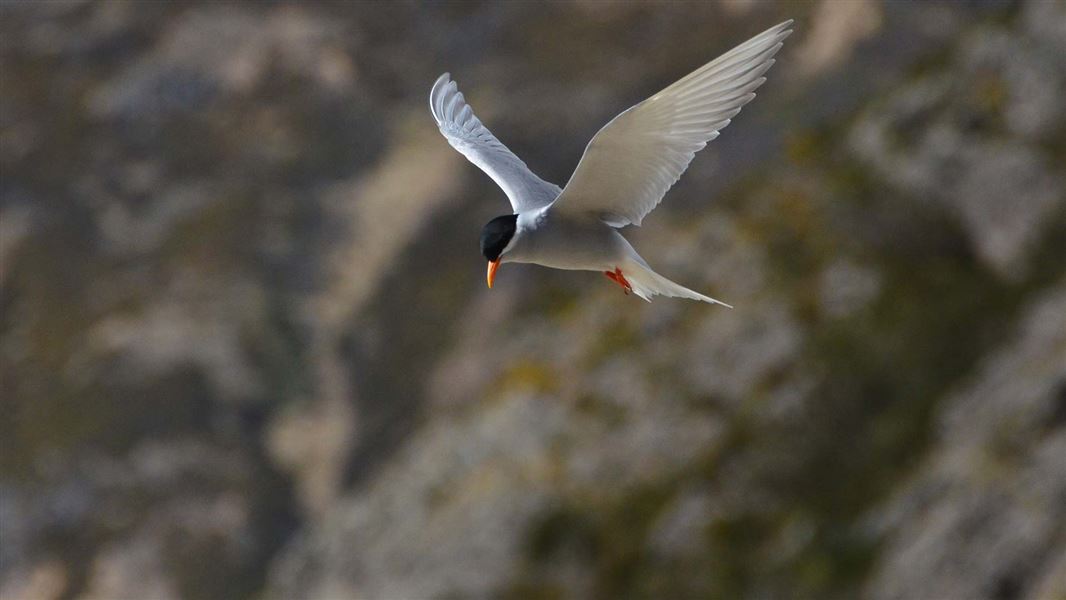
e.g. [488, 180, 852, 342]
[866, 282, 1066, 600]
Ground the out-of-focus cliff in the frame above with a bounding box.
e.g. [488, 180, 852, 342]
[1, 1, 1064, 599]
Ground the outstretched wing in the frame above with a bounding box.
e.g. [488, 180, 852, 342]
[430, 73, 561, 213]
[552, 20, 793, 227]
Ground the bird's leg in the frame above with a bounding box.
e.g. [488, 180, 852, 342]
[615, 268, 633, 294]
[603, 270, 622, 292]
[604, 268, 633, 295]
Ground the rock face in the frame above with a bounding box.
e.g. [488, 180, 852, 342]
[2, 2, 1064, 599]
[867, 283, 1066, 600]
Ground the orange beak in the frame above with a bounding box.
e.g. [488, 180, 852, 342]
[486, 259, 501, 289]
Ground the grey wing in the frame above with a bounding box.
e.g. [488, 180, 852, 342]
[552, 20, 793, 227]
[430, 73, 561, 213]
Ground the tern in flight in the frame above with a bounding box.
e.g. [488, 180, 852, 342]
[431, 20, 793, 306]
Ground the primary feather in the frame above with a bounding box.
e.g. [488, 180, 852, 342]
[553, 20, 793, 226]
[429, 73, 560, 213]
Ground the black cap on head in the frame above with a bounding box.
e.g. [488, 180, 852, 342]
[480, 214, 518, 262]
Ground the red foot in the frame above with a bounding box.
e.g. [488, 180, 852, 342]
[603, 267, 633, 295]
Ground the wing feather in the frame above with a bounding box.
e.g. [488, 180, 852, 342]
[553, 21, 793, 226]
[430, 74, 560, 213]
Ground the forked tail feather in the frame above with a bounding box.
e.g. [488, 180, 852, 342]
[622, 261, 732, 307]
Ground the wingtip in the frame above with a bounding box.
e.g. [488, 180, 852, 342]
[771, 19, 795, 39]
[430, 72, 458, 122]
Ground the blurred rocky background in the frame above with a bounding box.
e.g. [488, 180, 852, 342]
[1, 1, 1064, 599]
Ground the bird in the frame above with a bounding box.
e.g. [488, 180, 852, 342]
[430, 20, 793, 307]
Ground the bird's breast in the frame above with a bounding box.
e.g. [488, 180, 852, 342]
[506, 216, 626, 272]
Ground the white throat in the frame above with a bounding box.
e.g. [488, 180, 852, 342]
[502, 208, 548, 262]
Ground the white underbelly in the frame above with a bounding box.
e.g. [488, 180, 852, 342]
[506, 218, 633, 272]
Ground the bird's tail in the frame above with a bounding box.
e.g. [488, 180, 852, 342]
[623, 260, 732, 307]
